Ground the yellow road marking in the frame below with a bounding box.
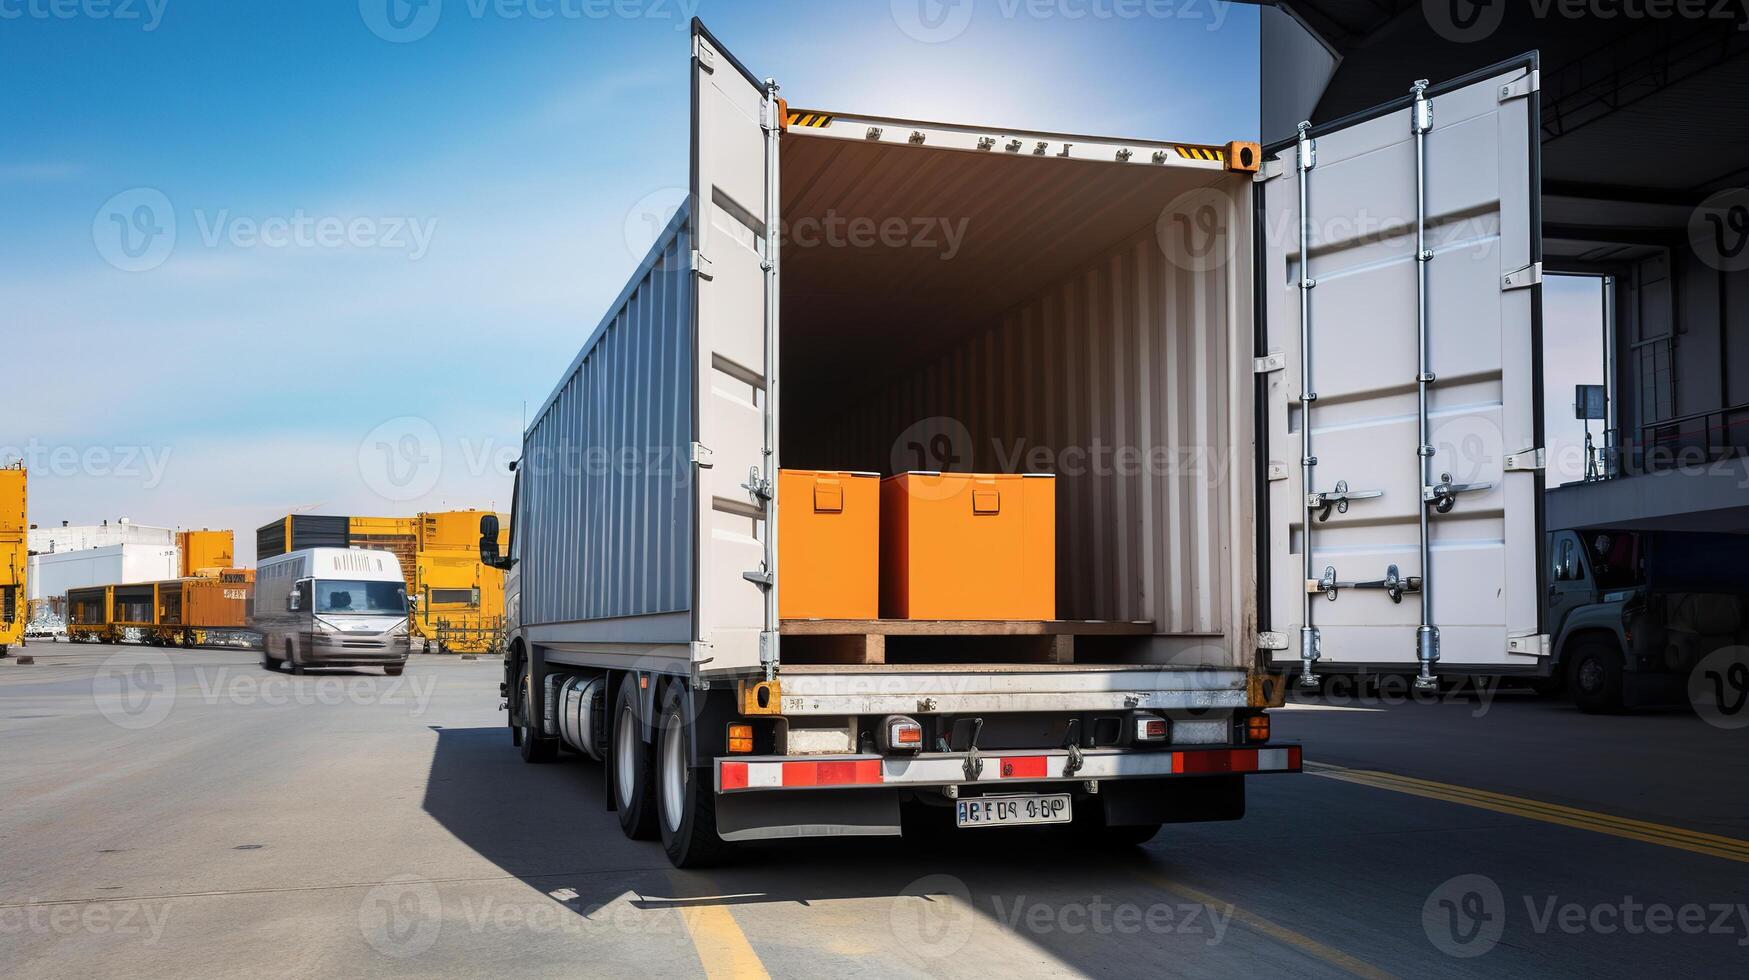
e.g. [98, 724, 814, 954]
[665, 874, 771, 980]
[1308, 763, 1749, 864]
[1131, 869, 1397, 980]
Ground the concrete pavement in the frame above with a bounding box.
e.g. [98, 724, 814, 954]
[2, 644, 1746, 978]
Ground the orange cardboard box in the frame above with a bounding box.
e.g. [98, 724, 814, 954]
[881, 473, 1055, 620]
[778, 470, 880, 620]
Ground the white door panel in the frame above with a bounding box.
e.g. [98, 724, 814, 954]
[692, 25, 774, 673]
[1263, 60, 1542, 675]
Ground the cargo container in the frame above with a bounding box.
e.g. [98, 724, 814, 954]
[776, 470, 879, 620]
[413, 548, 506, 654]
[0, 465, 24, 654]
[176, 529, 235, 578]
[64, 576, 253, 647]
[489, 23, 1542, 867]
[347, 516, 419, 594]
[256, 514, 350, 561]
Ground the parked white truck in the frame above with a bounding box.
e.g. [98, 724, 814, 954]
[482, 21, 1547, 867]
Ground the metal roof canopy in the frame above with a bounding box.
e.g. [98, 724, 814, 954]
[1251, 1, 1749, 202]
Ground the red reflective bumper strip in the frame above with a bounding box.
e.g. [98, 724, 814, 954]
[720, 761, 749, 790]
[781, 759, 883, 787]
[998, 756, 1050, 778]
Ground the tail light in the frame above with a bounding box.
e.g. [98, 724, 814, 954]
[1244, 713, 1271, 744]
[878, 715, 923, 754]
[1133, 713, 1169, 743]
[726, 724, 754, 754]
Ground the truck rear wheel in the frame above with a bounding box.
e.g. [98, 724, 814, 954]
[657, 683, 729, 868]
[613, 678, 658, 840]
[1569, 637, 1626, 714]
[517, 663, 558, 763]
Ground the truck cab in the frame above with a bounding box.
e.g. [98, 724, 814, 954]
[1548, 529, 1749, 713]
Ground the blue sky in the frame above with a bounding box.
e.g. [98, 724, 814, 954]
[1, 0, 1259, 562]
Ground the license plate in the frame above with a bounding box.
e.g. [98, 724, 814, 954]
[955, 794, 1072, 828]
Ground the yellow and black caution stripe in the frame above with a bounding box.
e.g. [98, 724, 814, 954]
[786, 111, 834, 129]
[1175, 145, 1223, 162]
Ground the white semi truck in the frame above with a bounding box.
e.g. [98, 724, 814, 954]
[481, 21, 1547, 867]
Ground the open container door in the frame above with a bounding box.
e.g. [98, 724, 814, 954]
[1259, 56, 1544, 687]
[689, 21, 778, 675]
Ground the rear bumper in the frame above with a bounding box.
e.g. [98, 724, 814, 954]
[716, 744, 1301, 794]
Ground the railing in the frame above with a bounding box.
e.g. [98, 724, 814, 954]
[1604, 402, 1749, 477]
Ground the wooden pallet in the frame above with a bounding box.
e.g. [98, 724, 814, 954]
[778, 619, 1155, 665]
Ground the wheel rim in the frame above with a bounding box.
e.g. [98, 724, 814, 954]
[1577, 657, 1605, 694]
[615, 703, 636, 807]
[660, 710, 685, 833]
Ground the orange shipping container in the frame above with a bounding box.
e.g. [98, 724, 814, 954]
[777, 470, 879, 620]
[881, 473, 1055, 621]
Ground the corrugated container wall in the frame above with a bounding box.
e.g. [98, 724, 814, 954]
[177, 529, 235, 577]
[520, 216, 693, 628]
[817, 223, 1237, 636]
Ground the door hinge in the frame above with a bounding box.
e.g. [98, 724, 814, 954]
[690, 250, 714, 281]
[1255, 160, 1286, 183]
[693, 37, 715, 73]
[689, 442, 714, 468]
[1507, 632, 1550, 657]
[1503, 262, 1542, 290]
[1267, 462, 1290, 482]
[1253, 351, 1285, 374]
[1256, 631, 1289, 651]
[1504, 448, 1545, 472]
[1499, 70, 1540, 103]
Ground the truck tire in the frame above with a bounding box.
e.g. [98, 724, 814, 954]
[656, 683, 730, 867]
[517, 663, 558, 763]
[261, 646, 281, 672]
[612, 678, 658, 840]
[287, 641, 305, 675]
[1568, 637, 1626, 714]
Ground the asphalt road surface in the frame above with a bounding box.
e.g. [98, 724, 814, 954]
[3, 644, 1745, 978]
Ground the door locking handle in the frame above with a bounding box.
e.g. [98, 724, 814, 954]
[1306, 480, 1384, 523]
[1423, 473, 1492, 514]
[1311, 564, 1422, 603]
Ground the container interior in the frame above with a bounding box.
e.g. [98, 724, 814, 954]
[778, 134, 1251, 663]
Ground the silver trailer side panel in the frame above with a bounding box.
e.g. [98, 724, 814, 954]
[520, 212, 694, 638]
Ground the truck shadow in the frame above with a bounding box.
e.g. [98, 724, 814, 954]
[419, 725, 1265, 973]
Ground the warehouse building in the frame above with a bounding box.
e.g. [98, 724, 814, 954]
[1253, 1, 1749, 536]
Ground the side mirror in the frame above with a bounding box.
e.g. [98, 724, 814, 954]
[287, 592, 301, 612]
[480, 514, 512, 570]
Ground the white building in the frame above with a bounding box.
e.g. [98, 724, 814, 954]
[28, 519, 175, 555]
[28, 543, 180, 602]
